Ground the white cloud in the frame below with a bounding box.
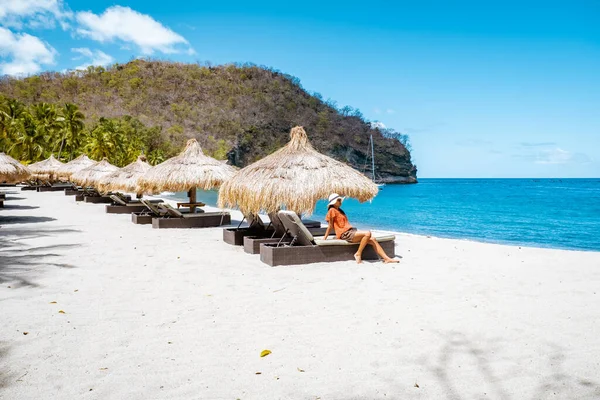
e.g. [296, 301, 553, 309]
[75, 6, 192, 55]
[0, 27, 57, 75]
[371, 121, 386, 129]
[386, 109, 395, 114]
[0, 0, 72, 30]
[535, 147, 590, 165]
[71, 47, 114, 70]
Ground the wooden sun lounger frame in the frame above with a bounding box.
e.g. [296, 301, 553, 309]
[74, 188, 101, 201]
[83, 195, 114, 204]
[64, 187, 81, 196]
[223, 211, 323, 248]
[105, 195, 144, 214]
[243, 226, 328, 254]
[38, 184, 73, 192]
[240, 212, 323, 254]
[131, 199, 168, 224]
[259, 211, 395, 266]
[151, 204, 231, 229]
[222, 213, 274, 245]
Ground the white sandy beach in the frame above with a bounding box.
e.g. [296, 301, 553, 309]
[1, 188, 599, 400]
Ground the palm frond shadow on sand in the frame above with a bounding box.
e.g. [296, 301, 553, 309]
[324, 331, 600, 400]
[0, 227, 81, 287]
[427, 331, 600, 400]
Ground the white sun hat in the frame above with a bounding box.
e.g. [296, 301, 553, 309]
[327, 193, 345, 207]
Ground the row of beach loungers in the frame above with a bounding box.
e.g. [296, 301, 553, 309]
[9, 182, 396, 266]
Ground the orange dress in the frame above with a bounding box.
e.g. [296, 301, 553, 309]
[326, 208, 353, 239]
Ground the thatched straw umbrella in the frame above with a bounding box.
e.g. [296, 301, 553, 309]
[56, 154, 96, 182]
[71, 159, 120, 188]
[28, 154, 64, 182]
[97, 155, 151, 197]
[138, 138, 237, 211]
[0, 153, 31, 183]
[218, 126, 378, 215]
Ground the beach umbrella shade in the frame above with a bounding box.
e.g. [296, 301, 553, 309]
[28, 154, 64, 182]
[97, 155, 152, 197]
[138, 138, 237, 211]
[70, 159, 120, 188]
[0, 152, 31, 183]
[56, 154, 96, 182]
[218, 126, 379, 215]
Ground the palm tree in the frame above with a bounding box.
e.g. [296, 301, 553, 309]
[85, 118, 124, 162]
[58, 103, 85, 161]
[9, 112, 46, 162]
[147, 149, 166, 166]
[2, 99, 26, 145]
[0, 106, 9, 151]
[32, 103, 61, 156]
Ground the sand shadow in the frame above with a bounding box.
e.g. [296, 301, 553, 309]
[427, 331, 600, 400]
[1, 205, 39, 210]
[0, 227, 81, 287]
[0, 343, 14, 390]
[0, 216, 55, 225]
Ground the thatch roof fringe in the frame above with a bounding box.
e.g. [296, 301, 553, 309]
[97, 156, 151, 194]
[0, 153, 31, 183]
[28, 154, 64, 181]
[138, 138, 236, 194]
[217, 126, 378, 215]
[70, 158, 120, 188]
[56, 154, 96, 181]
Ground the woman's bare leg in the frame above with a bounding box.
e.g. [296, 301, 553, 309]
[351, 231, 372, 263]
[369, 238, 399, 263]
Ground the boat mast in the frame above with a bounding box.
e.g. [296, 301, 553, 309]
[370, 134, 375, 180]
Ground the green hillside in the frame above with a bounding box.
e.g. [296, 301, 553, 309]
[0, 60, 417, 182]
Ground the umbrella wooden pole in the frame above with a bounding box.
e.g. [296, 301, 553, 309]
[189, 187, 197, 213]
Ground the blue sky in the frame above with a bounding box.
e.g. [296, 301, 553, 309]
[1, 1, 598, 178]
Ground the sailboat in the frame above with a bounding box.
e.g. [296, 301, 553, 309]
[366, 134, 386, 189]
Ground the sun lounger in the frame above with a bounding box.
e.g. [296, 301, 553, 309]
[176, 201, 206, 210]
[241, 213, 325, 254]
[131, 199, 169, 224]
[259, 210, 395, 266]
[38, 183, 73, 192]
[222, 212, 274, 245]
[223, 210, 324, 248]
[151, 204, 231, 229]
[64, 186, 81, 196]
[105, 195, 150, 214]
[76, 189, 128, 204]
[110, 192, 154, 205]
[83, 195, 113, 203]
[74, 188, 99, 201]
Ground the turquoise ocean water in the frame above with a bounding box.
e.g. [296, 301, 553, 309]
[166, 179, 600, 252]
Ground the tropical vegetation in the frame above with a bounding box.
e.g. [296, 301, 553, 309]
[0, 60, 416, 181]
[0, 97, 173, 166]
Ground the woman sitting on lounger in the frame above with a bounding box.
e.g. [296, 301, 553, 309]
[323, 193, 399, 264]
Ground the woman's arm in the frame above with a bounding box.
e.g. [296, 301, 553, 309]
[323, 225, 331, 240]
